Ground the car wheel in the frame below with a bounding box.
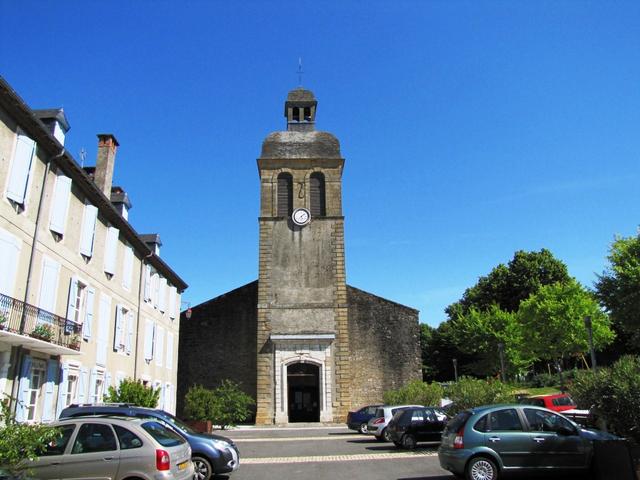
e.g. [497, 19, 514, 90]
[402, 434, 417, 449]
[393, 441, 402, 447]
[466, 456, 498, 480]
[359, 422, 369, 434]
[192, 456, 213, 480]
[383, 428, 393, 442]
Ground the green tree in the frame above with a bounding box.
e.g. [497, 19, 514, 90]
[595, 233, 640, 347]
[446, 249, 570, 317]
[446, 377, 513, 416]
[518, 279, 615, 364]
[183, 385, 216, 422]
[421, 321, 474, 381]
[104, 378, 160, 407]
[0, 398, 60, 477]
[383, 380, 444, 407]
[210, 380, 255, 429]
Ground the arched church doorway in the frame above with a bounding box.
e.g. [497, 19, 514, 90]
[287, 362, 320, 422]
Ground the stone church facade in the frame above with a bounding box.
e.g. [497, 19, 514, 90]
[177, 89, 420, 424]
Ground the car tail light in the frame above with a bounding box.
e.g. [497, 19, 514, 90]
[453, 426, 464, 449]
[156, 449, 171, 471]
[373, 417, 385, 425]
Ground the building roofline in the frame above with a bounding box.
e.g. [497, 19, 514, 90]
[0, 75, 187, 291]
[347, 284, 419, 314]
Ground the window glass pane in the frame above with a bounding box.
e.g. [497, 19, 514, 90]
[141, 421, 185, 447]
[114, 425, 143, 449]
[488, 409, 523, 431]
[474, 415, 489, 432]
[524, 408, 573, 432]
[42, 425, 75, 456]
[72, 423, 117, 453]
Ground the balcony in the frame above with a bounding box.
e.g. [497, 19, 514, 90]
[0, 293, 82, 356]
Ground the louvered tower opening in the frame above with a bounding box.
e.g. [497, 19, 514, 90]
[310, 172, 326, 217]
[277, 173, 293, 217]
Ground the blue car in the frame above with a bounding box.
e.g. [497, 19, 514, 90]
[346, 404, 383, 433]
[59, 403, 239, 480]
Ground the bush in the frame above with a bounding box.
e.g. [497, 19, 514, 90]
[103, 378, 160, 408]
[383, 380, 444, 407]
[446, 377, 514, 416]
[569, 356, 640, 441]
[184, 385, 216, 422]
[210, 380, 255, 429]
[0, 398, 60, 476]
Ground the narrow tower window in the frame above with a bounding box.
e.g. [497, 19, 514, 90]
[310, 172, 326, 217]
[277, 173, 293, 217]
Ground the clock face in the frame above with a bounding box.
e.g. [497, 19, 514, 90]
[292, 208, 311, 226]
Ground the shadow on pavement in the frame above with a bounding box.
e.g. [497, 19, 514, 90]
[397, 476, 454, 480]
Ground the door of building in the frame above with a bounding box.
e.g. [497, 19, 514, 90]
[287, 362, 320, 422]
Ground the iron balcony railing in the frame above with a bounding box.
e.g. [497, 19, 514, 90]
[0, 292, 81, 351]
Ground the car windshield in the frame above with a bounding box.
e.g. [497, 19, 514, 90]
[154, 410, 197, 434]
[141, 421, 186, 447]
[552, 396, 576, 407]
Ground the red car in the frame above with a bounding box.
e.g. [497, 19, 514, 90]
[519, 393, 577, 412]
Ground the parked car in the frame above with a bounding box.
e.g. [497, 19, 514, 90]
[25, 416, 193, 480]
[346, 404, 383, 433]
[438, 404, 620, 480]
[519, 393, 591, 426]
[366, 404, 422, 442]
[59, 403, 239, 480]
[387, 406, 449, 449]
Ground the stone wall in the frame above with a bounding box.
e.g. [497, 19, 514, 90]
[347, 286, 421, 408]
[176, 281, 258, 418]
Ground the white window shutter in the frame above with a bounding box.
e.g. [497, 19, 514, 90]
[80, 203, 98, 257]
[152, 274, 159, 308]
[49, 173, 72, 235]
[143, 265, 151, 301]
[41, 360, 59, 422]
[144, 319, 155, 361]
[66, 277, 79, 321]
[88, 369, 98, 403]
[96, 294, 111, 366]
[114, 306, 123, 351]
[104, 227, 119, 275]
[164, 383, 172, 413]
[159, 278, 167, 312]
[77, 367, 88, 404]
[56, 363, 69, 418]
[155, 326, 164, 367]
[168, 286, 176, 319]
[125, 310, 134, 354]
[6, 133, 36, 204]
[122, 244, 133, 290]
[38, 257, 60, 314]
[166, 332, 174, 370]
[0, 228, 22, 297]
[15, 355, 32, 422]
[83, 287, 95, 340]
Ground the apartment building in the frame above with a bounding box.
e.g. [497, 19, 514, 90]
[0, 76, 187, 422]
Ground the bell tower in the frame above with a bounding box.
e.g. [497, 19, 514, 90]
[254, 88, 351, 424]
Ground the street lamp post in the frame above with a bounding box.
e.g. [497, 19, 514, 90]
[453, 358, 458, 382]
[584, 315, 597, 370]
[497, 342, 506, 382]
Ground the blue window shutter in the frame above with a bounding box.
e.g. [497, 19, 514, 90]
[15, 355, 32, 422]
[55, 363, 69, 419]
[83, 287, 95, 340]
[41, 360, 59, 422]
[6, 132, 36, 204]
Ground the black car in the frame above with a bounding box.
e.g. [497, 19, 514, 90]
[387, 406, 449, 449]
[59, 403, 239, 480]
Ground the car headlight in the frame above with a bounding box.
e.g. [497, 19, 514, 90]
[211, 439, 231, 450]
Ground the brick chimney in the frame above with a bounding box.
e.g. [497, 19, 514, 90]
[95, 134, 119, 197]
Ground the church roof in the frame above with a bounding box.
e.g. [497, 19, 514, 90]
[260, 130, 341, 159]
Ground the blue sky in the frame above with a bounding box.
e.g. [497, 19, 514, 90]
[1, 1, 639, 326]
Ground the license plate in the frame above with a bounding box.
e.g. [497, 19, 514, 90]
[178, 460, 189, 470]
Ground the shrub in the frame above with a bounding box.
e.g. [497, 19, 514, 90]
[210, 380, 255, 429]
[383, 380, 444, 407]
[184, 385, 216, 422]
[569, 356, 640, 441]
[446, 377, 514, 416]
[103, 378, 160, 408]
[0, 397, 60, 477]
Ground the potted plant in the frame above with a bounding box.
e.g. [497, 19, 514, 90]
[31, 323, 54, 341]
[0, 313, 7, 330]
[68, 334, 81, 349]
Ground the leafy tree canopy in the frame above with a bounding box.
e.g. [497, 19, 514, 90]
[104, 378, 160, 408]
[595, 233, 640, 340]
[446, 249, 570, 318]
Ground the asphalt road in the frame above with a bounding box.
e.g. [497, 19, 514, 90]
[220, 425, 454, 480]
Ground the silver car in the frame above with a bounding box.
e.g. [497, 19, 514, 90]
[26, 416, 194, 480]
[367, 404, 423, 442]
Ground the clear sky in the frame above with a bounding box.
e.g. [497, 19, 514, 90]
[1, 1, 639, 326]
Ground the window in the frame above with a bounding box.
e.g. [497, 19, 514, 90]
[79, 203, 98, 258]
[113, 425, 143, 450]
[71, 423, 117, 454]
[309, 172, 326, 216]
[49, 173, 72, 236]
[524, 408, 574, 433]
[144, 319, 155, 362]
[277, 173, 293, 217]
[26, 360, 46, 422]
[114, 305, 130, 352]
[141, 421, 184, 447]
[5, 130, 36, 207]
[65, 372, 79, 407]
[41, 425, 75, 456]
[487, 409, 523, 431]
[143, 265, 152, 302]
[89, 369, 105, 404]
[66, 278, 92, 336]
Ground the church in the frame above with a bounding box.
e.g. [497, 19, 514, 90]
[177, 88, 421, 424]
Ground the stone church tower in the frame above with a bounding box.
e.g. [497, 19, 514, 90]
[177, 88, 421, 425]
[255, 89, 350, 423]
